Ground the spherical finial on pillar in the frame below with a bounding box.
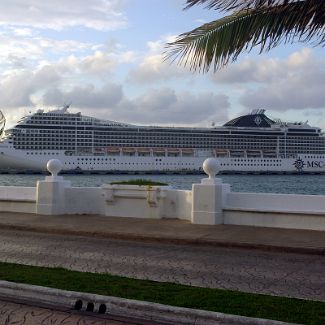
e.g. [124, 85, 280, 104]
[203, 158, 220, 179]
[47, 159, 63, 177]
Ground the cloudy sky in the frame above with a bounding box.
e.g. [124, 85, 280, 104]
[0, 0, 324, 130]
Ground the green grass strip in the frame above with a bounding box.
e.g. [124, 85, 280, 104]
[0, 261, 324, 324]
[110, 179, 168, 186]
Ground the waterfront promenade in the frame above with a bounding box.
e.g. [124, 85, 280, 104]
[0, 212, 324, 302]
[0, 211, 324, 324]
[0, 212, 324, 254]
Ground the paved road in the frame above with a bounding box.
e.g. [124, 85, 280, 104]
[0, 229, 324, 301]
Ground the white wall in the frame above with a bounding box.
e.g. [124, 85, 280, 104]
[102, 185, 168, 219]
[0, 186, 36, 213]
[225, 192, 325, 214]
[0, 177, 324, 231]
[224, 210, 325, 231]
[224, 192, 325, 230]
[163, 189, 192, 220]
[65, 187, 105, 215]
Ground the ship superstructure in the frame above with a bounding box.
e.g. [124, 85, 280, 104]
[0, 106, 324, 174]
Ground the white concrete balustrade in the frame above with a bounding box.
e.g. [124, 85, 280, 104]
[0, 158, 324, 231]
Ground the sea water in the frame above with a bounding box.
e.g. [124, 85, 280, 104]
[0, 174, 324, 195]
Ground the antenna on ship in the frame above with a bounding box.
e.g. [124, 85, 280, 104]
[0, 111, 6, 136]
[62, 102, 71, 112]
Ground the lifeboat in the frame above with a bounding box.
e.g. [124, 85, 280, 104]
[263, 150, 277, 157]
[122, 147, 136, 153]
[167, 148, 180, 157]
[106, 147, 120, 153]
[214, 149, 229, 157]
[136, 147, 151, 152]
[247, 150, 262, 157]
[229, 150, 245, 157]
[153, 148, 166, 156]
[182, 148, 193, 153]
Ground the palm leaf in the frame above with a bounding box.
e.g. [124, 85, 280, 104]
[166, 1, 325, 72]
[185, 0, 320, 12]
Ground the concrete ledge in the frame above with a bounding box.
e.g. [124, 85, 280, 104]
[0, 199, 36, 203]
[224, 207, 325, 216]
[224, 210, 325, 231]
[0, 280, 288, 325]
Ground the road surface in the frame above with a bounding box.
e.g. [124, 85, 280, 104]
[0, 229, 324, 301]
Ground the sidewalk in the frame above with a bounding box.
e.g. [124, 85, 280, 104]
[0, 212, 324, 254]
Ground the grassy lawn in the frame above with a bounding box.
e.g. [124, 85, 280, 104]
[0, 261, 324, 324]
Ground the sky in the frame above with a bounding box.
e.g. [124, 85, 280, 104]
[0, 0, 324, 130]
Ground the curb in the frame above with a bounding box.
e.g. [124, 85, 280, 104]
[1, 223, 324, 255]
[0, 280, 290, 325]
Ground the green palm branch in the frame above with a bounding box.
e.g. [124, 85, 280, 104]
[166, 0, 325, 72]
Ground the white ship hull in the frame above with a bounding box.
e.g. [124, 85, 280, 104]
[0, 107, 324, 174]
[0, 148, 324, 174]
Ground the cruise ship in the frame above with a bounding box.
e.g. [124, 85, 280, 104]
[0, 106, 324, 174]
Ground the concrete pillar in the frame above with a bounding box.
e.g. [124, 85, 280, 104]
[36, 159, 71, 215]
[191, 158, 230, 225]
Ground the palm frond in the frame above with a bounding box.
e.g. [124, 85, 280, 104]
[185, 0, 314, 12]
[166, 1, 325, 72]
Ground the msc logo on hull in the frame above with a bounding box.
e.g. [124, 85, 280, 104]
[293, 159, 325, 171]
[293, 158, 305, 172]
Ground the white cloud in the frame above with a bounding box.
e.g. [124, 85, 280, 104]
[212, 48, 325, 111]
[111, 88, 230, 125]
[11, 27, 34, 36]
[0, 33, 96, 72]
[128, 54, 186, 83]
[42, 82, 123, 109]
[79, 51, 117, 75]
[0, 65, 61, 108]
[128, 36, 189, 83]
[0, 0, 127, 31]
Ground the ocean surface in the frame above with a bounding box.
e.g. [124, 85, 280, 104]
[0, 173, 324, 195]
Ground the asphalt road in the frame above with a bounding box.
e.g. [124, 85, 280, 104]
[0, 229, 324, 301]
